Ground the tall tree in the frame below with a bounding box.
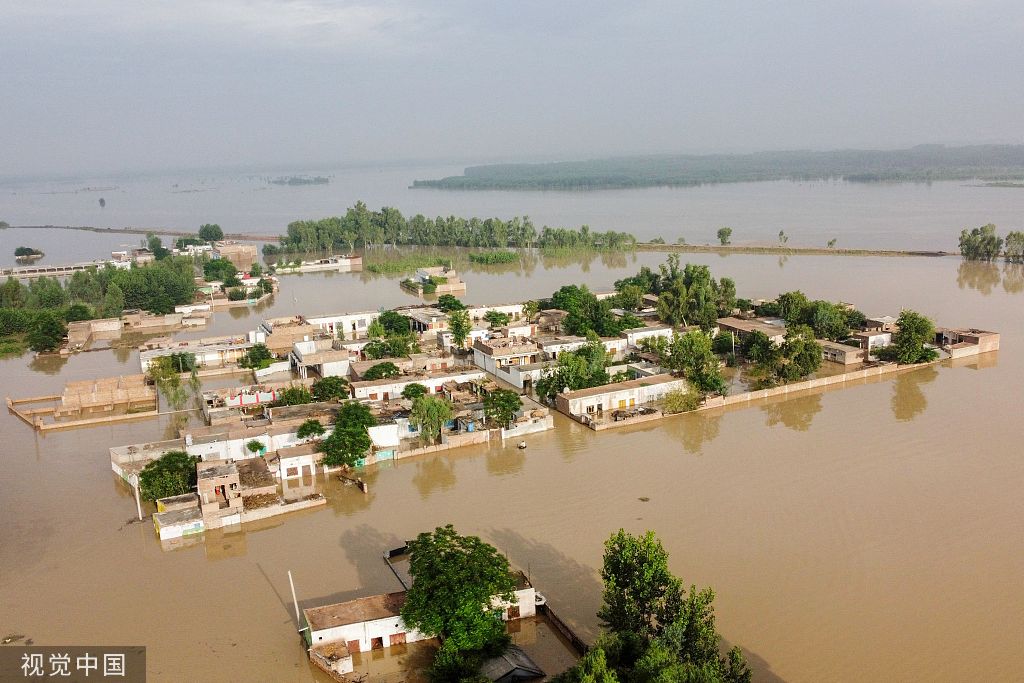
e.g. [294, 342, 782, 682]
[483, 389, 522, 429]
[400, 525, 517, 676]
[319, 401, 375, 467]
[876, 310, 938, 364]
[448, 309, 471, 349]
[410, 396, 454, 444]
[598, 529, 682, 639]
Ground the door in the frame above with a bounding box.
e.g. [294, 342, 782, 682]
[370, 637, 384, 650]
[618, 400, 626, 409]
[507, 606, 520, 620]
[346, 639, 360, 653]
[629, 398, 636, 407]
[389, 632, 406, 646]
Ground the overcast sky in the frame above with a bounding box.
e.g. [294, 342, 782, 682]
[2, 0, 1023, 176]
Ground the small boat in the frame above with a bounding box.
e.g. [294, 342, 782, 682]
[517, 441, 527, 450]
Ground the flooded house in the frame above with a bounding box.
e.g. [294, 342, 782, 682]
[555, 374, 688, 425]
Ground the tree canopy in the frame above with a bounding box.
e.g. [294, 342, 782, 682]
[959, 224, 1003, 261]
[875, 310, 938, 364]
[319, 401, 375, 467]
[483, 389, 522, 429]
[362, 361, 401, 380]
[400, 525, 517, 678]
[198, 223, 224, 242]
[410, 395, 453, 444]
[448, 309, 472, 349]
[138, 450, 198, 501]
[311, 375, 349, 402]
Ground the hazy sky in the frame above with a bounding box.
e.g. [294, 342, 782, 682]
[2, 0, 1023, 176]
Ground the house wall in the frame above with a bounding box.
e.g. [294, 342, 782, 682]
[308, 618, 428, 652]
[350, 370, 486, 400]
[556, 379, 687, 417]
[624, 327, 674, 347]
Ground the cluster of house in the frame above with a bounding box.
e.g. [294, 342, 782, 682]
[270, 254, 362, 274]
[111, 240, 259, 271]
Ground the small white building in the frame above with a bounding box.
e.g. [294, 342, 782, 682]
[852, 330, 892, 351]
[621, 324, 675, 348]
[304, 310, 381, 341]
[472, 337, 541, 375]
[291, 338, 351, 379]
[555, 374, 688, 418]
[349, 369, 487, 401]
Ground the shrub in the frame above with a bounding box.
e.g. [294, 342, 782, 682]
[663, 388, 702, 414]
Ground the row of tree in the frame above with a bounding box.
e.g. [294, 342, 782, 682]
[262, 201, 637, 253]
[614, 255, 736, 331]
[959, 223, 1024, 261]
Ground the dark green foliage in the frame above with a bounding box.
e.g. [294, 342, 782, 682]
[775, 290, 810, 324]
[1005, 231, 1024, 262]
[536, 336, 611, 402]
[959, 224, 1003, 261]
[807, 300, 850, 341]
[311, 376, 349, 402]
[377, 310, 411, 336]
[845, 308, 867, 330]
[146, 233, 170, 260]
[363, 333, 419, 359]
[239, 343, 273, 370]
[274, 385, 313, 406]
[64, 303, 94, 322]
[14, 246, 43, 257]
[598, 529, 683, 637]
[110, 258, 196, 313]
[227, 288, 247, 301]
[138, 450, 198, 501]
[296, 419, 326, 440]
[551, 284, 632, 337]
[27, 310, 66, 351]
[616, 256, 733, 331]
[717, 227, 732, 245]
[362, 361, 400, 380]
[198, 224, 224, 242]
[483, 389, 522, 428]
[203, 258, 238, 283]
[448, 309, 471, 348]
[436, 294, 466, 312]
[174, 236, 205, 249]
[269, 201, 633, 252]
[401, 383, 428, 400]
[319, 401, 376, 467]
[246, 439, 265, 455]
[401, 525, 517, 677]
[712, 332, 734, 355]
[483, 310, 511, 328]
[874, 310, 939, 364]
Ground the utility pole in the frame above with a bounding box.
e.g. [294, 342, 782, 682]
[131, 474, 143, 521]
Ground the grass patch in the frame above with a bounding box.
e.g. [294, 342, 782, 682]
[0, 336, 28, 359]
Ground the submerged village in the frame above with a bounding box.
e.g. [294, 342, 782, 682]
[1, 218, 1002, 682]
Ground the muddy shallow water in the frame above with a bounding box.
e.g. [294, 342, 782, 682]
[1, 252, 1021, 682]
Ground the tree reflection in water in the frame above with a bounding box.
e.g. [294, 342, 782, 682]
[669, 410, 723, 454]
[762, 394, 822, 432]
[957, 260, 1001, 295]
[1003, 263, 1024, 294]
[891, 365, 938, 422]
[412, 456, 456, 499]
[486, 443, 525, 477]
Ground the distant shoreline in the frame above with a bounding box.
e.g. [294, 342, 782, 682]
[10, 224, 276, 242]
[7, 225, 956, 258]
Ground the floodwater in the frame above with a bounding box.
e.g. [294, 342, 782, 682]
[1, 244, 1022, 683]
[4, 164, 1024, 253]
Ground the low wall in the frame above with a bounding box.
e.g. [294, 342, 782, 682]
[394, 429, 493, 461]
[501, 415, 554, 439]
[254, 361, 292, 380]
[239, 495, 326, 524]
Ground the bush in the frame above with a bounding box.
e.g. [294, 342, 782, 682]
[27, 311, 66, 352]
[227, 288, 248, 301]
[138, 450, 198, 501]
[239, 344, 273, 370]
[311, 376, 349, 401]
[296, 419, 326, 440]
[363, 361, 401, 381]
[663, 388, 702, 414]
[712, 332, 734, 355]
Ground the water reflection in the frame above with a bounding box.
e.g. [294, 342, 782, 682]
[486, 442, 526, 476]
[28, 354, 69, 375]
[957, 261, 1001, 295]
[668, 411, 723, 454]
[1003, 263, 1024, 294]
[762, 393, 822, 431]
[411, 456, 457, 499]
[891, 366, 938, 422]
[778, 255, 788, 269]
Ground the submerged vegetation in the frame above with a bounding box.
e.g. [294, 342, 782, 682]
[413, 144, 1024, 190]
[262, 201, 636, 254]
[958, 223, 1024, 262]
[467, 250, 519, 264]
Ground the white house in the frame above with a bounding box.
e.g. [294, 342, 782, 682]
[555, 374, 688, 418]
[621, 324, 675, 348]
[291, 338, 351, 379]
[349, 369, 487, 401]
[303, 311, 381, 340]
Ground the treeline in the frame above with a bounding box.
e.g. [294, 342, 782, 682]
[959, 223, 1024, 261]
[412, 144, 1024, 190]
[262, 201, 636, 253]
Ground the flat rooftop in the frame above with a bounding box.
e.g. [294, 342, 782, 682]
[717, 317, 788, 336]
[559, 373, 681, 399]
[304, 591, 408, 631]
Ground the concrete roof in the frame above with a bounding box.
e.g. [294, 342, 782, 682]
[154, 507, 203, 526]
[717, 317, 788, 337]
[304, 592, 408, 631]
[558, 374, 682, 399]
[197, 461, 238, 479]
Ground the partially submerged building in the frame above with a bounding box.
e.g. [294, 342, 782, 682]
[716, 317, 788, 345]
[935, 328, 1000, 358]
[555, 374, 687, 423]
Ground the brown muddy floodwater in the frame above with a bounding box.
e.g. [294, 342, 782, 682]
[1, 253, 1022, 683]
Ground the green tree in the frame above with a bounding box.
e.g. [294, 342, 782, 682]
[367, 319, 386, 339]
[319, 401, 375, 467]
[671, 331, 727, 395]
[296, 419, 326, 440]
[401, 383, 429, 400]
[400, 525, 517, 676]
[311, 375, 349, 402]
[362, 361, 400, 380]
[436, 294, 466, 312]
[959, 223, 1003, 261]
[716, 227, 732, 245]
[598, 529, 682, 639]
[663, 388, 702, 414]
[377, 310, 410, 336]
[775, 290, 810, 324]
[876, 310, 939, 364]
[483, 310, 511, 328]
[274, 385, 313, 406]
[138, 450, 198, 501]
[239, 343, 273, 370]
[777, 324, 822, 382]
[248, 263, 262, 277]
[101, 282, 125, 318]
[449, 309, 471, 349]
[523, 300, 540, 320]
[552, 646, 621, 683]
[198, 223, 224, 242]
[615, 284, 645, 312]
[807, 300, 849, 340]
[1004, 230, 1024, 262]
[778, 230, 788, 245]
[64, 303, 94, 322]
[27, 310, 66, 352]
[483, 389, 522, 428]
[246, 439, 265, 456]
[410, 395, 454, 444]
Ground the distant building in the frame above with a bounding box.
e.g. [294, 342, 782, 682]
[621, 324, 675, 348]
[473, 337, 541, 375]
[935, 328, 1000, 358]
[852, 330, 892, 352]
[865, 315, 899, 332]
[212, 241, 259, 270]
[820, 340, 864, 365]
